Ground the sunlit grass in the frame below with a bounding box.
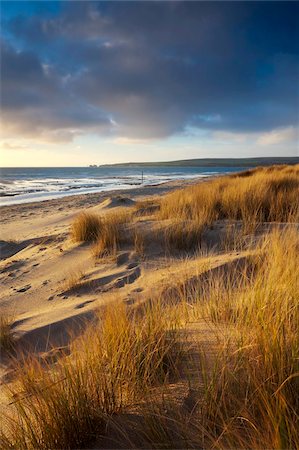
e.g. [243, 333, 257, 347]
[1, 303, 182, 449]
[92, 210, 131, 258]
[0, 315, 14, 353]
[183, 228, 299, 449]
[2, 165, 298, 449]
[159, 164, 299, 237]
[71, 211, 102, 242]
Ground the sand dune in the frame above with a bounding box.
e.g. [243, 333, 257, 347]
[1, 167, 298, 449]
[99, 196, 136, 209]
[0, 180, 203, 362]
[1, 170, 296, 363]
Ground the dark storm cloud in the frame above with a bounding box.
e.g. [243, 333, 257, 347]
[1, 40, 112, 140]
[1, 1, 298, 141]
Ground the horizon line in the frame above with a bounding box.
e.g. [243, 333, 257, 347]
[1, 155, 299, 169]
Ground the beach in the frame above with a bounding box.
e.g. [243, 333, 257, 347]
[0, 176, 205, 352]
[1, 165, 298, 448]
[1, 0, 297, 445]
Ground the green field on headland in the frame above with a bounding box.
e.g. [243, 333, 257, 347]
[100, 156, 299, 168]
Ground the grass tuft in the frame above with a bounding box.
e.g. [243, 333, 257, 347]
[159, 164, 299, 236]
[71, 212, 102, 242]
[92, 210, 131, 258]
[0, 315, 14, 353]
[1, 303, 181, 449]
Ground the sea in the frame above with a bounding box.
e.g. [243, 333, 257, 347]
[0, 166, 245, 206]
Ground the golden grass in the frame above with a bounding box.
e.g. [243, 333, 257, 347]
[2, 229, 298, 449]
[1, 303, 181, 449]
[0, 315, 14, 353]
[179, 228, 299, 449]
[92, 210, 131, 258]
[71, 208, 132, 257]
[2, 165, 298, 449]
[164, 219, 204, 252]
[71, 211, 102, 242]
[159, 164, 299, 237]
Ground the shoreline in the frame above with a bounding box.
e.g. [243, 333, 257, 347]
[0, 175, 206, 208]
[0, 176, 205, 229]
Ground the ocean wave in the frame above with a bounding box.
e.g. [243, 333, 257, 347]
[0, 166, 236, 206]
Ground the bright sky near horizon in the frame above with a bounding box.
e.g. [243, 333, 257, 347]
[1, 1, 298, 167]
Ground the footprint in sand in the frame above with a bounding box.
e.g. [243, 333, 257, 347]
[75, 300, 94, 309]
[1, 260, 25, 274]
[116, 252, 130, 266]
[11, 317, 29, 328]
[16, 284, 31, 293]
[113, 267, 141, 288]
[56, 293, 68, 299]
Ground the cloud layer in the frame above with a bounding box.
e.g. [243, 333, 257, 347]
[1, 1, 298, 142]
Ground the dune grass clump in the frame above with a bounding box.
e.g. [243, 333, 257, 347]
[159, 164, 299, 234]
[0, 315, 14, 353]
[1, 303, 181, 449]
[72, 209, 132, 257]
[71, 212, 102, 242]
[92, 210, 131, 258]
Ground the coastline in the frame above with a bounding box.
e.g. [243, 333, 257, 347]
[0, 176, 205, 234]
[0, 166, 222, 208]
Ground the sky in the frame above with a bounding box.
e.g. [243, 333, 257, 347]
[0, 1, 298, 167]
